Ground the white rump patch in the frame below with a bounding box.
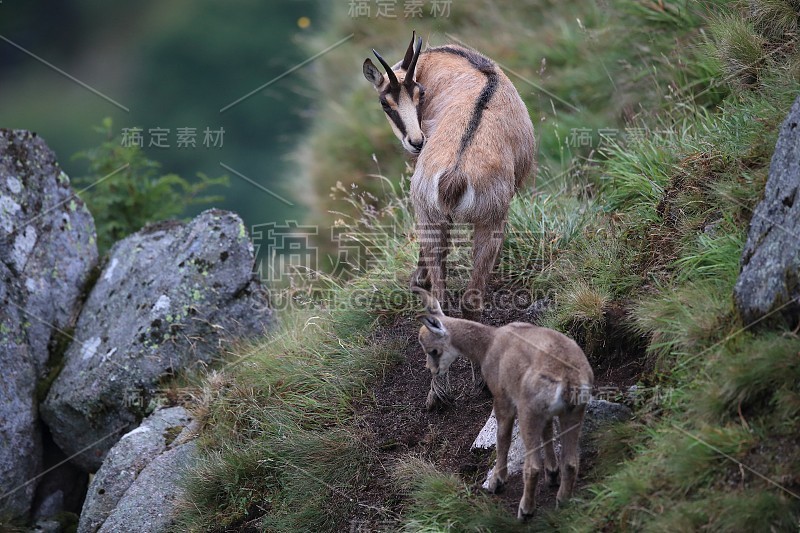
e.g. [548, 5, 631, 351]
[411, 168, 442, 214]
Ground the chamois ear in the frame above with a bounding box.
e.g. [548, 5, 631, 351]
[411, 286, 443, 316]
[400, 30, 417, 71]
[417, 314, 446, 337]
[363, 58, 384, 88]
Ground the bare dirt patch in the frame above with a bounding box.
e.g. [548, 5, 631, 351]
[350, 286, 646, 527]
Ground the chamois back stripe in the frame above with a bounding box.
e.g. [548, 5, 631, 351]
[429, 45, 499, 160]
[429, 45, 500, 210]
[430, 45, 494, 74]
[458, 70, 498, 158]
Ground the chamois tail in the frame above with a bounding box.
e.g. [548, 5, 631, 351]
[437, 166, 469, 212]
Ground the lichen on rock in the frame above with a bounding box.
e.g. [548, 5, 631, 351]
[42, 209, 273, 471]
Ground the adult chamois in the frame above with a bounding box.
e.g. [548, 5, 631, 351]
[364, 32, 536, 408]
[414, 287, 594, 520]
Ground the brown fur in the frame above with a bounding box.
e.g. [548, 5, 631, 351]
[410, 46, 535, 222]
[414, 287, 594, 519]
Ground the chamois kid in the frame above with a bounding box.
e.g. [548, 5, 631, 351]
[414, 287, 594, 519]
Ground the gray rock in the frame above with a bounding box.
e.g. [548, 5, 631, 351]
[0, 302, 40, 522]
[78, 407, 193, 533]
[0, 129, 98, 520]
[472, 399, 632, 489]
[42, 210, 271, 471]
[581, 399, 633, 440]
[97, 441, 197, 533]
[734, 95, 800, 326]
[0, 129, 98, 374]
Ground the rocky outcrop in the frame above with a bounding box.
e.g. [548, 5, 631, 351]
[734, 95, 800, 327]
[42, 210, 272, 471]
[78, 407, 196, 533]
[0, 129, 98, 520]
[472, 399, 632, 489]
[98, 440, 196, 533]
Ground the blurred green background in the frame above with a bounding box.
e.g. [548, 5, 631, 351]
[0, 0, 321, 230]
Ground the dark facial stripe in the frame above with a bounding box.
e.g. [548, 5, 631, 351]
[429, 46, 499, 163]
[385, 107, 406, 137]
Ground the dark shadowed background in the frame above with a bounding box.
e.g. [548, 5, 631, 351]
[0, 0, 321, 230]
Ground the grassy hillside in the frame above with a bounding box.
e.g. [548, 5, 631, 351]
[178, 0, 800, 531]
[293, 0, 725, 264]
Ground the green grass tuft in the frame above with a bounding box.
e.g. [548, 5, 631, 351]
[698, 333, 800, 422]
[392, 456, 529, 532]
[710, 14, 767, 87]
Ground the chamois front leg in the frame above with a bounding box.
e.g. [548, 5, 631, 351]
[417, 220, 454, 411]
[415, 220, 449, 303]
[462, 220, 504, 322]
[487, 402, 515, 493]
[410, 250, 431, 290]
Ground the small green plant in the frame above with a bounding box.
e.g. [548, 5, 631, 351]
[73, 118, 228, 253]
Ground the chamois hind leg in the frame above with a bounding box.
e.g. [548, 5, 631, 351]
[415, 220, 449, 304]
[543, 418, 560, 487]
[487, 402, 515, 493]
[556, 405, 587, 506]
[462, 220, 504, 322]
[418, 220, 452, 410]
[410, 251, 431, 290]
[517, 408, 546, 520]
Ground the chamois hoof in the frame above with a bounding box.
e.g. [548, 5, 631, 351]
[486, 474, 505, 494]
[425, 389, 442, 411]
[546, 468, 560, 488]
[517, 506, 535, 521]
